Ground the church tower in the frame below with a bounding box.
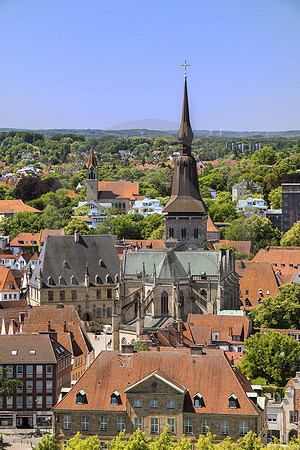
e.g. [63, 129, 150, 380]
[86, 149, 98, 202]
[163, 76, 208, 249]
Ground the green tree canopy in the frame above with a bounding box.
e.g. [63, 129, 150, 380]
[268, 187, 282, 209]
[0, 211, 42, 239]
[252, 146, 277, 165]
[239, 330, 300, 387]
[252, 284, 300, 330]
[280, 221, 300, 246]
[64, 218, 94, 235]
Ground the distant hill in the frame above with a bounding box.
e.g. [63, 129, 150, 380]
[1, 127, 300, 139]
[107, 119, 179, 131]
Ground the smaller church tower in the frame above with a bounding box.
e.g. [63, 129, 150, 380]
[86, 149, 98, 202]
[163, 75, 208, 249]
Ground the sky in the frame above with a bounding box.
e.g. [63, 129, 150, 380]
[1, 0, 300, 131]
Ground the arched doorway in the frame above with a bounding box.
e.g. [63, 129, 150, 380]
[289, 430, 298, 441]
[161, 291, 168, 315]
[82, 312, 91, 321]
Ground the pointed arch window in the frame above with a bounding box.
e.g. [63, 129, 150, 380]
[181, 228, 187, 239]
[169, 228, 174, 238]
[161, 291, 168, 315]
[179, 291, 184, 308]
[194, 228, 199, 239]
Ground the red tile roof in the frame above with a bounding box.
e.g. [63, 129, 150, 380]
[214, 240, 252, 255]
[98, 181, 139, 200]
[0, 199, 41, 214]
[252, 246, 300, 278]
[54, 348, 261, 416]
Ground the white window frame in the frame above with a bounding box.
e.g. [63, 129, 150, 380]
[202, 419, 210, 434]
[240, 420, 248, 436]
[100, 416, 108, 431]
[134, 417, 142, 431]
[64, 415, 71, 430]
[184, 418, 192, 434]
[117, 416, 125, 432]
[150, 399, 158, 408]
[134, 399, 142, 408]
[82, 415, 89, 431]
[167, 418, 175, 433]
[221, 420, 229, 435]
[151, 417, 159, 433]
[167, 400, 175, 409]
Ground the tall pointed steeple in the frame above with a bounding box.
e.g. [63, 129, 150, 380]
[163, 75, 208, 250]
[86, 149, 99, 202]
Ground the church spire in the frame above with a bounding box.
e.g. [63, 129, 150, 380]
[87, 148, 97, 168]
[178, 77, 193, 155]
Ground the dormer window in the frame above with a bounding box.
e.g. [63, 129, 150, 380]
[8, 284, 14, 289]
[245, 299, 250, 307]
[110, 391, 121, 406]
[99, 259, 106, 268]
[76, 389, 87, 405]
[59, 276, 66, 285]
[193, 393, 204, 408]
[228, 394, 238, 409]
[70, 275, 77, 285]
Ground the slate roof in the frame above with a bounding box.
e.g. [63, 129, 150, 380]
[29, 235, 120, 288]
[0, 334, 71, 364]
[123, 248, 221, 278]
[54, 348, 262, 416]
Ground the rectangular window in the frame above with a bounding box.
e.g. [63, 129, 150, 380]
[268, 414, 277, 422]
[26, 365, 33, 376]
[202, 420, 210, 434]
[100, 416, 108, 431]
[134, 417, 142, 431]
[151, 400, 158, 408]
[290, 411, 298, 423]
[17, 366, 23, 375]
[7, 397, 13, 406]
[97, 290, 101, 300]
[240, 421, 248, 436]
[221, 420, 229, 435]
[26, 396, 33, 406]
[46, 396, 53, 406]
[82, 416, 89, 431]
[107, 289, 112, 299]
[64, 415, 71, 430]
[167, 418, 175, 433]
[6, 366, 13, 376]
[167, 400, 175, 409]
[107, 307, 112, 317]
[46, 381, 53, 390]
[17, 396, 23, 406]
[151, 417, 159, 433]
[245, 289, 249, 295]
[71, 290, 77, 300]
[36, 365, 43, 376]
[117, 417, 125, 432]
[46, 365, 53, 375]
[26, 381, 33, 390]
[48, 291, 53, 302]
[134, 399, 142, 408]
[36, 381, 43, 390]
[184, 418, 192, 434]
[0, 397, 2, 406]
[60, 290, 65, 301]
[36, 396, 43, 406]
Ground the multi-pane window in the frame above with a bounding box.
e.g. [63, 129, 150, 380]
[36, 365, 43, 376]
[134, 417, 142, 431]
[36, 396, 43, 406]
[151, 400, 158, 408]
[36, 381, 43, 390]
[82, 416, 89, 431]
[7, 397, 13, 406]
[202, 420, 210, 434]
[26, 365, 33, 376]
[167, 400, 175, 409]
[26, 396, 33, 407]
[46, 365, 53, 376]
[100, 416, 108, 431]
[117, 417, 125, 432]
[184, 419, 192, 434]
[46, 381, 53, 390]
[134, 399, 142, 408]
[6, 366, 13, 376]
[290, 411, 298, 423]
[100, 444, 108, 450]
[64, 415, 71, 430]
[97, 290, 102, 300]
[46, 396, 53, 406]
[167, 418, 175, 433]
[221, 420, 229, 435]
[240, 421, 248, 436]
[17, 366, 23, 375]
[151, 417, 159, 433]
[26, 381, 33, 390]
[71, 290, 77, 300]
[107, 289, 112, 299]
[17, 396, 23, 406]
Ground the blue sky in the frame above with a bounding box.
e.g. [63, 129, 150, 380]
[1, 0, 300, 131]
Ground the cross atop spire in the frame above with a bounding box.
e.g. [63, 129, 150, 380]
[180, 59, 192, 78]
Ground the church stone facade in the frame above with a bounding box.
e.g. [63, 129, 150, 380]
[113, 77, 240, 349]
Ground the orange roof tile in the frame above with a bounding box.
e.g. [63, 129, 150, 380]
[0, 199, 41, 214]
[54, 349, 261, 416]
[207, 216, 220, 233]
[252, 246, 300, 278]
[214, 240, 252, 255]
[98, 181, 139, 200]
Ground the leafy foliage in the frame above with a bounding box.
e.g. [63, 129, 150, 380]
[280, 221, 300, 246]
[239, 330, 300, 386]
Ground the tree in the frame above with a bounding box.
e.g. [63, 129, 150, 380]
[268, 187, 282, 209]
[252, 284, 300, 330]
[141, 214, 163, 239]
[236, 431, 265, 450]
[224, 215, 281, 253]
[239, 330, 300, 387]
[0, 211, 42, 239]
[64, 432, 100, 449]
[252, 146, 277, 165]
[64, 218, 94, 235]
[280, 221, 300, 246]
[32, 434, 59, 450]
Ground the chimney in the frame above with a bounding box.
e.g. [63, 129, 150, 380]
[121, 344, 134, 354]
[190, 346, 203, 356]
[74, 230, 79, 243]
[48, 320, 51, 332]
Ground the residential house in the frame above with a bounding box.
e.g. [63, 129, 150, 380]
[53, 346, 267, 445]
[0, 267, 23, 302]
[0, 200, 41, 220]
[28, 233, 120, 327]
[73, 200, 112, 228]
[128, 197, 164, 217]
[236, 196, 268, 218]
[252, 246, 300, 284]
[232, 180, 262, 201]
[0, 334, 71, 429]
[235, 261, 280, 310]
[281, 372, 300, 443]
